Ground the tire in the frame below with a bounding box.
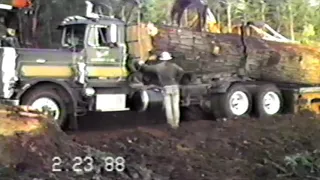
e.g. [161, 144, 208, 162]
[211, 84, 252, 119]
[253, 84, 283, 118]
[20, 85, 71, 128]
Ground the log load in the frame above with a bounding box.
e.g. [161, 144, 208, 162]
[151, 25, 320, 85]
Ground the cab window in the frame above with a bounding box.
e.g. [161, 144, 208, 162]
[62, 24, 86, 51]
[87, 25, 117, 47]
[97, 27, 108, 46]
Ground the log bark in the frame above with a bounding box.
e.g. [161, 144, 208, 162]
[152, 25, 320, 85]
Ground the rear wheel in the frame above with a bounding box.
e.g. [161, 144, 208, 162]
[254, 84, 283, 118]
[20, 85, 71, 128]
[211, 84, 252, 119]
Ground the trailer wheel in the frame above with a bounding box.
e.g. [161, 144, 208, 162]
[212, 84, 252, 119]
[254, 84, 282, 118]
[21, 85, 70, 128]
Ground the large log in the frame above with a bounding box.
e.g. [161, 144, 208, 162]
[151, 25, 320, 85]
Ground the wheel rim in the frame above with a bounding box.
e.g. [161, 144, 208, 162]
[229, 91, 249, 116]
[31, 97, 60, 120]
[262, 92, 280, 115]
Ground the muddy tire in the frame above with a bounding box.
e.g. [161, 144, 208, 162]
[211, 84, 252, 119]
[253, 84, 283, 118]
[20, 85, 71, 128]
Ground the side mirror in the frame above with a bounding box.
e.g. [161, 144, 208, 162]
[109, 24, 117, 43]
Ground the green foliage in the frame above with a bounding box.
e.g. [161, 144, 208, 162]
[141, 0, 320, 41]
[142, 0, 171, 23]
[284, 150, 320, 177]
[19, 0, 320, 47]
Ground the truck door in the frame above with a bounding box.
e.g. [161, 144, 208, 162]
[85, 24, 128, 82]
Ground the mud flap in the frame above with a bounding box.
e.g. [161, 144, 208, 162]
[280, 88, 298, 114]
[297, 87, 320, 114]
[68, 114, 78, 130]
[282, 86, 320, 114]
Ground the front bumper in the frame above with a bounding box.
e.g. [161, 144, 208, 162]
[0, 99, 19, 106]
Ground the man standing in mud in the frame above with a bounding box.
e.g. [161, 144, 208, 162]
[135, 51, 185, 129]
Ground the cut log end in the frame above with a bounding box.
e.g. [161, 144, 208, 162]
[0, 105, 68, 172]
[0, 105, 52, 136]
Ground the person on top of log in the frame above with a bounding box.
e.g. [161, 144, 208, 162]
[135, 51, 185, 129]
[171, 0, 208, 31]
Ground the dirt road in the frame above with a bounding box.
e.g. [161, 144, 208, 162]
[68, 111, 320, 180]
[2, 109, 320, 180]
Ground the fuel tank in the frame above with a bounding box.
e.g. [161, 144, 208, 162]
[129, 88, 164, 112]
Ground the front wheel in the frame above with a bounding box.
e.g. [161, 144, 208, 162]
[20, 85, 70, 128]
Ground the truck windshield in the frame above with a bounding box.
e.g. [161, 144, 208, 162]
[63, 24, 86, 50]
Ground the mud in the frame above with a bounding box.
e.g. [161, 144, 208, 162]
[1, 110, 320, 180]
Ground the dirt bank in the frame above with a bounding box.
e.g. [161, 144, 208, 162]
[1, 112, 320, 180]
[72, 113, 320, 180]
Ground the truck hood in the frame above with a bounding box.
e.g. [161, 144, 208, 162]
[16, 48, 75, 63]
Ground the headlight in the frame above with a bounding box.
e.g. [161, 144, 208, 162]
[84, 87, 95, 96]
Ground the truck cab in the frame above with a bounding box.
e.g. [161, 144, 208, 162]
[58, 15, 129, 82]
[2, 12, 163, 130]
[0, 0, 164, 130]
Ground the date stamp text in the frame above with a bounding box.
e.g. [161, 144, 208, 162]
[51, 156, 125, 173]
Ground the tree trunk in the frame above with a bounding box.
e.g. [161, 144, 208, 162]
[226, 2, 232, 33]
[261, 1, 266, 21]
[288, 0, 295, 41]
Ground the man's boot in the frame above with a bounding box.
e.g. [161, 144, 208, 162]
[173, 118, 180, 129]
[168, 118, 178, 129]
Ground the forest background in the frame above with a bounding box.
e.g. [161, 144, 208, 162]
[18, 0, 320, 48]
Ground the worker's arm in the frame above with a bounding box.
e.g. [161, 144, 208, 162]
[126, 57, 139, 73]
[173, 64, 185, 84]
[135, 60, 158, 73]
[173, 63, 185, 80]
[140, 64, 158, 73]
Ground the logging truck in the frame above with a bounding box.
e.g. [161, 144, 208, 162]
[0, 0, 319, 130]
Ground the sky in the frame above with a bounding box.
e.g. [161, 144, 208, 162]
[309, 0, 320, 6]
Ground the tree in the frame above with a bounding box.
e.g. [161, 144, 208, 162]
[142, 0, 172, 24]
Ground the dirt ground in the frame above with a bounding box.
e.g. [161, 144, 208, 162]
[1, 110, 320, 180]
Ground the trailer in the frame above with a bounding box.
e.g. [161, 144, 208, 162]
[177, 72, 320, 121]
